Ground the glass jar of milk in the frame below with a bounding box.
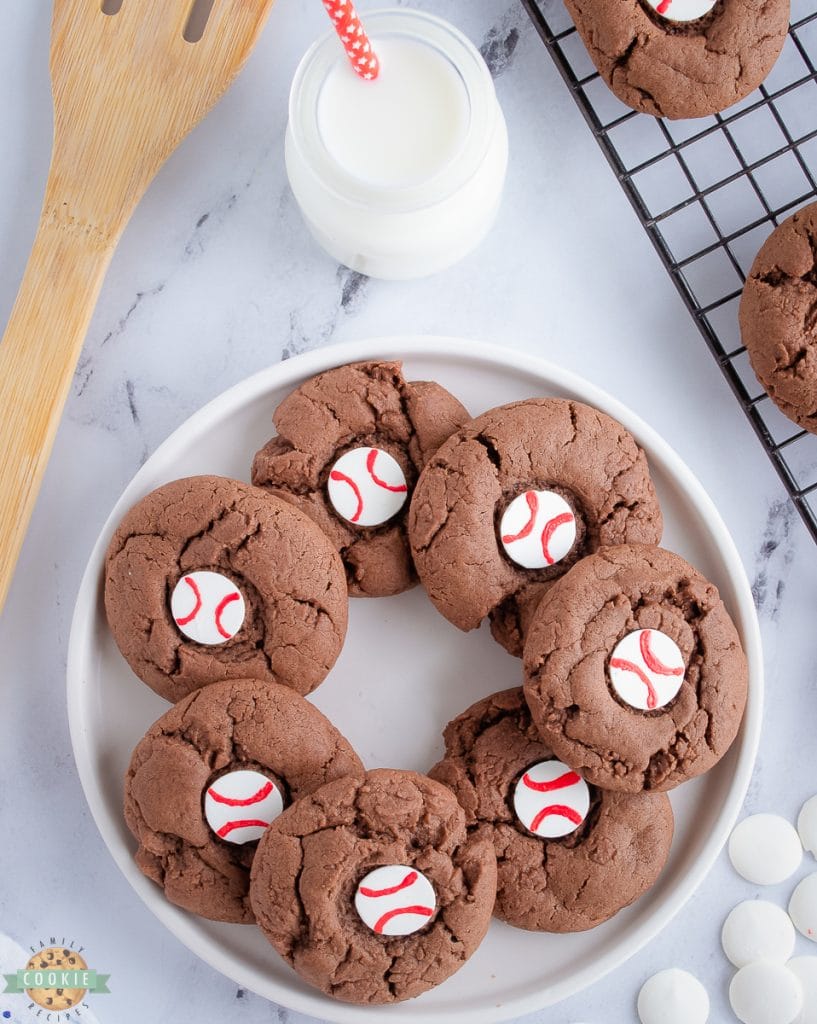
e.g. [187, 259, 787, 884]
[286, 9, 509, 280]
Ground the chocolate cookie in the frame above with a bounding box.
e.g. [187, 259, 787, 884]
[565, 0, 789, 120]
[408, 398, 663, 656]
[249, 768, 496, 1004]
[524, 544, 748, 793]
[124, 678, 364, 923]
[251, 361, 468, 598]
[105, 475, 348, 703]
[429, 688, 674, 931]
[739, 202, 817, 433]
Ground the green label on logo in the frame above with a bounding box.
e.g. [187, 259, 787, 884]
[3, 970, 110, 993]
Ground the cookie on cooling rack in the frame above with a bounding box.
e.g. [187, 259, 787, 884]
[124, 678, 364, 923]
[104, 475, 348, 703]
[523, 544, 748, 793]
[740, 202, 817, 434]
[564, 0, 789, 120]
[408, 397, 663, 656]
[251, 360, 469, 598]
[429, 687, 674, 931]
[249, 768, 496, 1004]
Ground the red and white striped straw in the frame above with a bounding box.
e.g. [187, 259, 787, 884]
[321, 0, 380, 81]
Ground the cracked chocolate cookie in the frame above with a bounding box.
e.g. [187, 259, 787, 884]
[249, 768, 496, 1004]
[429, 687, 674, 931]
[124, 678, 364, 923]
[740, 202, 817, 433]
[408, 398, 663, 656]
[565, 0, 789, 120]
[524, 544, 748, 793]
[105, 475, 348, 703]
[251, 361, 469, 598]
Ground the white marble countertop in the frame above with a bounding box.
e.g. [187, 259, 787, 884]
[1, 1, 816, 1022]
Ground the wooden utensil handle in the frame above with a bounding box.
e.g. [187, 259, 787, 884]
[0, 205, 115, 613]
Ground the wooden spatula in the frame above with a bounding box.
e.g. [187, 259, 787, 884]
[0, 0, 275, 613]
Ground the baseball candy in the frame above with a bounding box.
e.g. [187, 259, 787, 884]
[170, 570, 245, 645]
[203, 769, 284, 844]
[608, 628, 685, 711]
[354, 865, 437, 936]
[513, 760, 590, 838]
[327, 446, 408, 527]
[644, 0, 717, 22]
[500, 490, 576, 569]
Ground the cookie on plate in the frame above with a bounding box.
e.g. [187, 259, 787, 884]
[429, 687, 674, 931]
[739, 202, 817, 434]
[524, 544, 748, 793]
[251, 360, 468, 598]
[105, 475, 348, 703]
[250, 768, 496, 1004]
[408, 398, 663, 656]
[565, 0, 789, 120]
[124, 678, 364, 923]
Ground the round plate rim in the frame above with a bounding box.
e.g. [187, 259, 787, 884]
[66, 336, 763, 1023]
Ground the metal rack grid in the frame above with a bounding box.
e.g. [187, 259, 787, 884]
[522, 0, 817, 542]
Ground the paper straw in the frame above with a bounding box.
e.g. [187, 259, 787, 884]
[321, 0, 380, 80]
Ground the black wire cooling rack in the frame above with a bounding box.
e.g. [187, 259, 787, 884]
[522, 0, 817, 543]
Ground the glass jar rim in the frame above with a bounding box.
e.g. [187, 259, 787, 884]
[287, 8, 498, 214]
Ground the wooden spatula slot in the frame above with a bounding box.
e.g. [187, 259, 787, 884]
[100, 0, 124, 15]
[185, 0, 217, 43]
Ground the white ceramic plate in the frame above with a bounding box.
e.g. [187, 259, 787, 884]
[67, 338, 762, 1023]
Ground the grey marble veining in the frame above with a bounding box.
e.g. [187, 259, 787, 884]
[1, 1, 817, 1022]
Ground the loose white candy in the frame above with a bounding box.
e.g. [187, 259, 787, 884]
[644, 0, 717, 22]
[799, 796, 817, 858]
[171, 570, 245, 645]
[788, 957, 817, 1024]
[513, 760, 590, 839]
[354, 865, 436, 936]
[327, 447, 408, 527]
[721, 900, 795, 967]
[790, 873, 817, 941]
[729, 813, 802, 885]
[608, 628, 685, 711]
[637, 968, 709, 1024]
[203, 769, 283, 844]
[729, 961, 803, 1024]
[499, 490, 576, 569]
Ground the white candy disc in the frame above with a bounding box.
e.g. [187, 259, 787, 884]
[171, 570, 245, 645]
[513, 760, 590, 839]
[728, 813, 802, 885]
[799, 796, 817, 858]
[788, 957, 817, 1024]
[203, 769, 283, 845]
[499, 490, 576, 569]
[644, 0, 717, 22]
[721, 900, 796, 967]
[354, 865, 436, 936]
[729, 961, 803, 1024]
[637, 968, 709, 1024]
[608, 629, 685, 711]
[327, 447, 408, 527]
[790, 873, 817, 941]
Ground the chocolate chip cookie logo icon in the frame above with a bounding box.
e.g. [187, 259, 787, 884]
[3, 939, 110, 1017]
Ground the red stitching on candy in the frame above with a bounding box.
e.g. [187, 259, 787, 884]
[330, 469, 364, 522]
[216, 818, 269, 838]
[657, 0, 672, 11]
[610, 656, 658, 710]
[541, 512, 574, 564]
[521, 769, 581, 793]
[502, 491, 538, 544]
[359, 871, 417, 898]
[366, 449, 408, 493]
[373, 905, 433, 934]
[640, 631, 683, 676]
[215, 591, 241, 639]
[175, 576, 202, 625]
[208, 780, 273, 807]
[530, 804, 584, 833]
